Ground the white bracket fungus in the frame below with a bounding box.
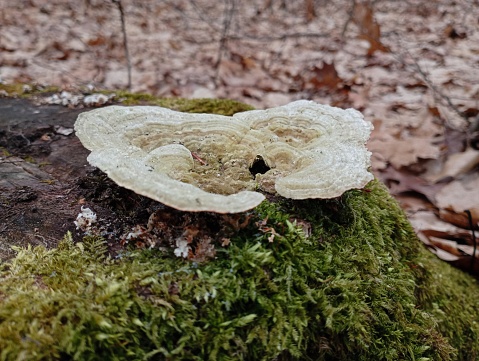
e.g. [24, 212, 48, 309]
[74, 100, 373, 213]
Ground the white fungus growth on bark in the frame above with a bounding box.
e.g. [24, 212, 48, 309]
[74, 100, 373, 213]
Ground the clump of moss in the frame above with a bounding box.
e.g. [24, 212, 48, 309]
[155, 97, 254, 116]
[0, 83, 60, 98]
[1, 180, 479, 360]
[112, 90, 254, 115]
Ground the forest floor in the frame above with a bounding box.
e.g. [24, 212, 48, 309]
[1, 0, 479, 271]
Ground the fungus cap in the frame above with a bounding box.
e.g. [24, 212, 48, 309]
[74, 100, 373, 213]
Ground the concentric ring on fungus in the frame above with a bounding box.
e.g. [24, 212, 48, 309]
[74, 100, 374, 213]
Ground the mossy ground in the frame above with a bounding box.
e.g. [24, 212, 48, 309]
[1, 181, 479, 360]
[1, 89, 479, 360]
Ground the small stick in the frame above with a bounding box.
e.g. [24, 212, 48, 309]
[191, 152, 208, 165]
[112, 0, 132, 91]
[213, 0, 236, 85]
[465, 210, 477, 273]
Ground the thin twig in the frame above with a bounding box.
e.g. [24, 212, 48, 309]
[182, 31, 330, 46]
[213, 0, 236, 86]
[31, 58, 97, 87]
[191, 152, 208, 166]
[188, 0, 221, 33]
[341, 0, 356, 40]
[229, 31, 329, 42]
[408, 53, 464, 119]
[465, 210, 477, 273]
[112, 0, 132, 91]
[394, 44, 467, 124]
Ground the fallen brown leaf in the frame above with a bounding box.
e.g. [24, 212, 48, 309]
[378, 166, 445, 203]
[426, 148, 479, 183]
[306, 62, 343, 91]
[369, 136, 441, 169]
[439, 208, 479, 231]
[352, 2, 390, 56]
[435, 172, 479, 224]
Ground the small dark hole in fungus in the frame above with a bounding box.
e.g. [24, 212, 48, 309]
[249, 155, 270, 179]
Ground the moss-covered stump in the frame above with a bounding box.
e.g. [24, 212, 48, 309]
[0, 180, 478, 360]
[1, 92, 479, 360]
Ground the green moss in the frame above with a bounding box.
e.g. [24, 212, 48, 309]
[154, 97, 254, 116]
[1, 180, 479, 360]
[23, 155, 36, 163]
[0, 147, 12, 157]
[0, 83, 60, 98]
[0, 84, 253, 116]
[113, 90, 254, 115]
